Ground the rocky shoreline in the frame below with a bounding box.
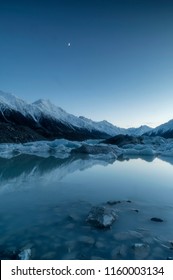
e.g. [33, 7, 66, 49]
[1, 199, 173, 260]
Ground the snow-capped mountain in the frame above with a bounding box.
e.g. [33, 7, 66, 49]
[78, 116, 127, 135]
[146, 119, 173, 138]
[126, 125, 152, 136]
[0, 90, 118, 132]
[0, 90, 152, 143]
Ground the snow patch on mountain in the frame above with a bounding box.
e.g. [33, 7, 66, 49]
[79, 116, 126, 136]
[0, 90, 39, 122]
[127, 125, 152, 136]
[32, 99, 93, 130]
[148, 119, 173, 135]
[0, 90, 152, 137]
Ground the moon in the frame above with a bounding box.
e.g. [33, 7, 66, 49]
[68, 42, 71, 47]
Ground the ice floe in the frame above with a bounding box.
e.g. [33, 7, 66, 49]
[0, 136, 173, 162]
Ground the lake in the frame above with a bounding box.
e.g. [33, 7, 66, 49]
[0, 154, 173, 260]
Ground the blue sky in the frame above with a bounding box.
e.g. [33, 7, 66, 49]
[0, 0, 173, 128]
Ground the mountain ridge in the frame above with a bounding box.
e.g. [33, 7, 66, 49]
[146, 119, 173, 138]
[1, 90, 170, 143]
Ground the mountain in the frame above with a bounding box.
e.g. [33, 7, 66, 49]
[126, 125, 152, 136]
[146, 119, 173, 138]
[0, 90, 152, 143]
[78, 116, 127, 135]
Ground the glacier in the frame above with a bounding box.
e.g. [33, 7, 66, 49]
[0, 136, 173, 161]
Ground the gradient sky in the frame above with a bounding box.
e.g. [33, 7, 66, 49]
[0, 0, 173, 128]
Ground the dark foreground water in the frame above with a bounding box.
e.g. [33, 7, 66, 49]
[0, 154, 173, 260]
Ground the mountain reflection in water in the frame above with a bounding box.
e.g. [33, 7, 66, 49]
[0, 155, 173, 260]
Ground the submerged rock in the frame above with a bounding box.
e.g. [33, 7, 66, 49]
[150, 217, 164, 222]
[78, 236, 95, 245]
[95, 241, 105, 249]
[131, 209, 139, 213]
[111, 244, 128, 258]
[0, 248, 31, 260]
[107, 200, 121, 205]
[129, 230, 143, 239]
[18, 248, 32, 260]
[86, 206, 118, 228]
[68, 213, 81, 222]
[0, 249, 19, 260]
[113, 232, 131, 241]
[132, 243, 150, 258]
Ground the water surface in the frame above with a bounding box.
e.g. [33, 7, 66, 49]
[0, 155, 173, 259]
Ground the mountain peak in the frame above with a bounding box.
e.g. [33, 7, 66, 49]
[0, 90, 29, 115]
[0, 90, 23, 104]
[33, 98, 67, 118]
[0, 90, 166, 140]
[33, 98, 51, 106]
[79, 116, 91, 121]
[149, 119, 173, 137]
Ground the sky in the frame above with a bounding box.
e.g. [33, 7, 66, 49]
[0, 0, 173, 128]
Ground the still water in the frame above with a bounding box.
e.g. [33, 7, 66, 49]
[0, 154, 173, 259]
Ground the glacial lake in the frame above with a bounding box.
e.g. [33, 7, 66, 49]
[0, 154, 173, 260]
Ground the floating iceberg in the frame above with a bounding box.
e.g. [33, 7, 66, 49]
[0, 136, 173, 162]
